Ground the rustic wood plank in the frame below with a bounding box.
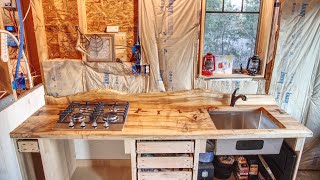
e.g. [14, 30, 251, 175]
[10, 90, 312, 140]
[138, 169, 192, 180]
[137, 141, 194, 154]
[137, 154, 193, 169]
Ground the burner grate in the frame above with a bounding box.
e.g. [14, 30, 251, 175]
[55, 101, 129, 130]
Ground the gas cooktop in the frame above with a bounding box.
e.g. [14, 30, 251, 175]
[54, 101, 129, 131]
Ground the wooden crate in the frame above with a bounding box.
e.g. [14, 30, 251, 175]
[137, 141, 195, 154]
[138, 169, 192, 180]
[137, 154, 193, 169]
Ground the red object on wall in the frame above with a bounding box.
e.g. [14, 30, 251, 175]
[202, 52, 216, 76]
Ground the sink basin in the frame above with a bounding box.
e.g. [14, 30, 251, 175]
[209, 107, 285, 130]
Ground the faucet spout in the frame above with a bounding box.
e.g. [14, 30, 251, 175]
[230, 88, 247, 107]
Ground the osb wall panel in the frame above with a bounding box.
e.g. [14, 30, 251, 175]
[86, 0, 138, 61]
[42, 0, 81, 59]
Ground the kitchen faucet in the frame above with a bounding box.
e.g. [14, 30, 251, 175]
[230, 88, 247, 107]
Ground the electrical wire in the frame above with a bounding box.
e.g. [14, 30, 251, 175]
[7, 9, 18, 32]
[0, 91, 7, 99]
[0, 30, 34, 88]
[23, 0, 34, 22]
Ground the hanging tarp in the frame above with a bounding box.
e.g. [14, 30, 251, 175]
[269, 0, 320, 120]
[269, 0, 320, 170]
[140, 0, 201, 92]
[43, 59, 147, 97]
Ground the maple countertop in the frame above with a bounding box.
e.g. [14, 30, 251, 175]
[10, 89, 313, 140]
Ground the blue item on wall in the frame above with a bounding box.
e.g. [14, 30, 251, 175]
[7, 36, 18, 47]
[5, 26, 16, 32]
[12, 0, 25, 90]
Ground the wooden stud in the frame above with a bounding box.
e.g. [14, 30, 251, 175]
[193, 140, 202, 180]
[256, 0, 276, 77]
[292, 138, 306, 180]
[130, 140, 137, 180]
[0, 11, 17, 100]
[124, 139, 131, 154]
[31, 0, 49, 92]
[198, 0, 207, 78]
[198, 139, 207, 153]
[77, 0, 88, 61]
[285, 138, 306, 152]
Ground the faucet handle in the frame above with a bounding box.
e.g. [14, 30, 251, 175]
[232, 88, 240, 97]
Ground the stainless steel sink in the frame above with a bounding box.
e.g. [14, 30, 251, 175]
[209, 107, 285, 130]
[209, 107, 285, 155]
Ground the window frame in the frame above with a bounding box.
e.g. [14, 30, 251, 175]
[198, 0, 276, 79]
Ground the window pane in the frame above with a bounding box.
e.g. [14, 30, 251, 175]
[204, 13, 259, 68]
[244, 0, 260, 12]
[224, 0, 242, 12]
[206, 0, 223, 11]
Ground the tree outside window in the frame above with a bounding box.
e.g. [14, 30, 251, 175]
[204, 0, 261, 69]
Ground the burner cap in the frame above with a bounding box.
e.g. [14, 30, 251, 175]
[102, 112, 119, 123]
[80, 105, 90, 111]
[72, 113, 85, 121]
[110, 106, 119, 112]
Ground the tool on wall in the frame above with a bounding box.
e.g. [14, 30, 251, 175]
[75, 26, 90, 56]
[131, 35, 150, 76]
[132, 34, 141, 74]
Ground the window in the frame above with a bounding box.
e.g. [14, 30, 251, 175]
[204, 0, 261, 69]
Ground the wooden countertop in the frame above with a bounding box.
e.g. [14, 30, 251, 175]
[10, 89, 313, 140]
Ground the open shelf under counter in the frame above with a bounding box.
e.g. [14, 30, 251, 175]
[71, 160, 132, 180]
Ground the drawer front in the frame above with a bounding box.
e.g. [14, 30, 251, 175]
[215, 138, 284, 155]
[137, 156, 193, 169]
[137, 141, 194, 154]
[138, 170, 192, 180]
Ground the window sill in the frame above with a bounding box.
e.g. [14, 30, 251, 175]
[198, 73, 264, 79]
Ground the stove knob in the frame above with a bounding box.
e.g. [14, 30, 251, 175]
[80, 122, 86, 128]
[92, 122, 98, 128]
[69, 121, 75, 128]
[103, 121, 109, 128]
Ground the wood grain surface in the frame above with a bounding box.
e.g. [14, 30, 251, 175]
[10, 89, 312, 139]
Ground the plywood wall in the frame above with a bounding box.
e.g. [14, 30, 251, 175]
[42, 0, 81, 59]
[86, 0, 138, 61]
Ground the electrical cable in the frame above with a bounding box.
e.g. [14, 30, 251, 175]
[7, 9, 18, 32]
[15, 0, 24, 85]
[23, 0, 33, 22]
[0, 91, 7, 99]
[0, 30, 34, 88]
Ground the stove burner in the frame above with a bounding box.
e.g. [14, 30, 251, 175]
[56, 101, 129, 130]
[71, 113, 85, 121]
[80, 105, 90, 111]
[110, 106, 119, 112]
[102, 112, 119, 123]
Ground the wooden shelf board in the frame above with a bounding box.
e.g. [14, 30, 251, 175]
[71, 160, 131, 180]
[199, 74, 264, 79]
